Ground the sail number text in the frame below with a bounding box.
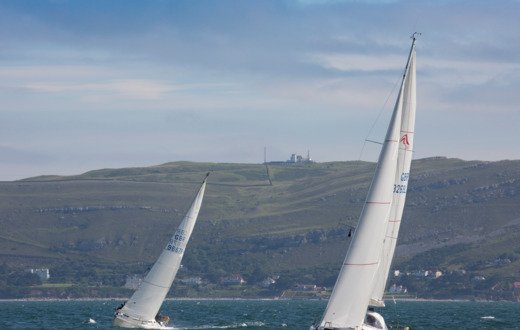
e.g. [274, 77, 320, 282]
[394, 172, 409, 193]
[400, 172, 409, 182]
[393, 184, 407, 194]
[166, 244, 184, 254]
[166, 229, 186, 253]
[174, 229, 186, 242]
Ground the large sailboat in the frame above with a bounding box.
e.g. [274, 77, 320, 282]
[312, 34, 418, 330]
[113, 173, 209, 329]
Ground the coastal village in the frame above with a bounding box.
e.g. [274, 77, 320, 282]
[7, 264, 520, 302]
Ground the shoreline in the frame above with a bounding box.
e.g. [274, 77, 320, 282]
[0, 297, 501, 303]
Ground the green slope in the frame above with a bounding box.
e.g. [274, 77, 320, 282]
[1, 157, 519, 299]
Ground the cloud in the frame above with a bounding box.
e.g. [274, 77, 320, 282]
[307, 53, 406, 72]
[297, 0, 398, 5]
[0, 0, 520, 180]
[22, 79, 175, 100]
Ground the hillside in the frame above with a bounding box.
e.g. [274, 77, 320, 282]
[1, 157, 519, 300]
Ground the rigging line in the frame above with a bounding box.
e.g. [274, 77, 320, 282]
[365, 139, 383, 145]
[356, 74, 402, 163]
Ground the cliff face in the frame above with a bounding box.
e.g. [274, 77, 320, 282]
[0, 157, 519, 298]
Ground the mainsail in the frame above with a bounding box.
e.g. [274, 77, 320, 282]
[370, 40, 417, 307]
[318, 36, 417, 329]
[117, 174, 208, 324]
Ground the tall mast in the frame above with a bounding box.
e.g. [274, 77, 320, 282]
[370, 33, 418, 307]
[318, 35, 418, 329]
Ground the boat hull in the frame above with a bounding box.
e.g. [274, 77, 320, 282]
[113, 313, 169, 329]
[311, 311, 387, 330]
[311, 326, 382, 330]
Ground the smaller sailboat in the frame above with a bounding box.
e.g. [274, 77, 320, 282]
[113, 173, 209, 329]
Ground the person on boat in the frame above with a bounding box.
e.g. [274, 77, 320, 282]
[155, 312, 170, 326]
[365, 311, 384, 329]
[366, 314, 377, 327]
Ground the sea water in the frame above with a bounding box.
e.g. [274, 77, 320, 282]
[0, 299, 519, 329]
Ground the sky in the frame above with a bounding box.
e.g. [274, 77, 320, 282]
[0, 0, 519, 180]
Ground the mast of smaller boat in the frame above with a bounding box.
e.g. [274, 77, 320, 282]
[317, 36, 417, 329]
[114, 173, 209, 327]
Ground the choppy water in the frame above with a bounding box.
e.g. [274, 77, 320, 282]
[0, 299, 519, 329]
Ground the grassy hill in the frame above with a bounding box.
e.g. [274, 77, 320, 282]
[1, 157, 519, 299]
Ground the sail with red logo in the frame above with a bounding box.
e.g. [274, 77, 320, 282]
[311, 34, 418, 330]
[369, 36, 417, 309]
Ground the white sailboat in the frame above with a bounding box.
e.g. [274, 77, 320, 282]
[370, 35, 417, 310]
[113, 173, 209, 329]
[312, 34, 418, 330]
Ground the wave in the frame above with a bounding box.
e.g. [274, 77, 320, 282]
[176, 321, 267, 329]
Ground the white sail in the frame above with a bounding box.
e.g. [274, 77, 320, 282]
[115, 174, 208, 326]
[319, 77, 404, 329]
[370, 43, 417, 307]
[318, 36, 418, 329]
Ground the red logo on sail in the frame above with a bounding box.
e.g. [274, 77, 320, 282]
[400, 134, 410, 146]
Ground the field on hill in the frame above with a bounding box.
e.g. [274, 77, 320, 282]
[1, 158, 519, 300]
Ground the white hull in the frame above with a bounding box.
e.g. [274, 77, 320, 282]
[113, 312, 171, 329]
[312, 326, 382, 330]
[311, 311, 388, 330]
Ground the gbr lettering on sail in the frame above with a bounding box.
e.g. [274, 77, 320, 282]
[393, 133, 411, 194]
[166, 229, 186, 254]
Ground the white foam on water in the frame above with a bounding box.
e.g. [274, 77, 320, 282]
[175, 321, 266, 329]
[480, 316, 495, 320]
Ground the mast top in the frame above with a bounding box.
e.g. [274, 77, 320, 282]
[401, 32, 419, 78]
[410, 32, 421, 44]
